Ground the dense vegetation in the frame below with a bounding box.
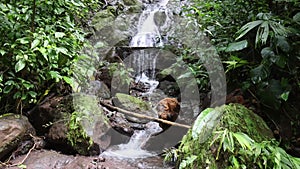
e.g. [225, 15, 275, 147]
[0, 0, 101, 113]
[182, 0, 300, 154]
[0, 0, 300, 168]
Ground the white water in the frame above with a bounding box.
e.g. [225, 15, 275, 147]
[103, 0, 169, 159]
[102, 122, 162, 158]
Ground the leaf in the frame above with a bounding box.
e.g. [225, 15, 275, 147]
[275, 36, 290, 52]
[293, 12, 300, 24]
[31, 39, 40, 49]
[55, 32, 65, 38]
[28, 91, 37, 98]
[233, 132, 254, 150]
[3, 85, 14, 94]
[280, 91, 290, 101]
[236, 20, 263, 40]
[250, 64, 269, 84]
[0, 49, 6, 56]
[56, 47, 68, 55]
[18, 37, 30, 44]
[256, 21, 269, 45]
[15, 60, 26, 72]
[192, 107, 223, 142]
[225, 40, 248, 52]
[261, 47, 275, 59]
[63, 76, 74, 87]
[17, 164, 27, 169]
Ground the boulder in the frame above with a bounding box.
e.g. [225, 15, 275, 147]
[0, 114, 35, 160]
[176, 104, 274, 168]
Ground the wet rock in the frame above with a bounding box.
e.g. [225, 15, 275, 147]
[28, 95, 72, 135]
[114, 93, 157, 123]
[92, 9, 115, 31]
[82, 80, 111, 99]
[6, 149, 173, 169]
[0, 114, 35, 160]
[123, 0, 140, 6]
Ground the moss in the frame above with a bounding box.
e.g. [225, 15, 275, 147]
[115, 93, 151, 111]
[67, 111, 93, 155]
[176, 104, 273, 168]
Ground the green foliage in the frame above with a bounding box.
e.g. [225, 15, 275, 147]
[166, 104, 276, 168]
[184, 0, 269, 49]
[0, 0, 100, 113]
[211, 129, 300, 169]
[67, 111, 93, 150]
[236, 13, 288, 47]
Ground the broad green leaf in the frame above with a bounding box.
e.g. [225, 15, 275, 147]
[0, 49, 6, 56]
[3, 85, 14, 94]
[275, 36, 290, 52]
[56, 47, 68, 55]
[233, 132, 254, 150]
[192, 107, 223, 142]
[280, 91, 290, 101]
[261, 47, 275, 59]
[55, 32, 65, 38]
[269, 21, 287, 37]
[225, 40, 248, 52]
[236, 20, 263, 40]
[13, 91, 21, 99]
[250, 64, 269, 84]
[256, 21, 269, 45]
[15, 60, 26, 72]
[293, 12, 300, 24]
[63, 76, 74, 87]
[38, 47, 48, 61]
[48, 71, 61, 79]
[18, 37, 30, 44]
[31, 39, 40, 49]
[28, 91, 37, 98]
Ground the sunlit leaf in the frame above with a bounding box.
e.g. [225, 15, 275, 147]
[256, 21, 269, 45]
[15, 60, 26, 72]
[31, 39, 40, 49]
[280, 91, 290, 101]
[55, 32, 65, 38]
[0, 49, 6, 56]
[236, 20, 263, 40]
[225, 40, 248, 52]
[233, 132, 254, 150]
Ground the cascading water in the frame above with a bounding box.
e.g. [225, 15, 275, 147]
[102, 122, 162, 158]
[102, 0, 170, 158]
[129, 0, 171, 94]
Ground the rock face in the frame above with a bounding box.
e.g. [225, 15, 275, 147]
[177, 104, 274, 168]
[0, 114, 35, 160]
[6, 149, 172, 169]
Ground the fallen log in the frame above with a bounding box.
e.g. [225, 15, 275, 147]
[100, 100, 191, 129]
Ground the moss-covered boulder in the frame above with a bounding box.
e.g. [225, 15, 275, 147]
[114, 93, 156, 123]
[176, 104, 274, 168]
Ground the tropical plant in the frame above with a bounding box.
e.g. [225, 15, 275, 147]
[0, 0, 101, 114]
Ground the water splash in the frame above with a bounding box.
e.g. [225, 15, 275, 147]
[102, 122, 162, 158]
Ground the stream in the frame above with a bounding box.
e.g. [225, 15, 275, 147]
[102, 0, 170, 159]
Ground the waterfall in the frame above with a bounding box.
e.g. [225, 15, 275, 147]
[102, 0, 170, 158]
[102, 122, 162, 158]
[129, 0, 170, 94]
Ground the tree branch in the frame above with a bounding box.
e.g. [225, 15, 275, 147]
[100, 100, 191, 129]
